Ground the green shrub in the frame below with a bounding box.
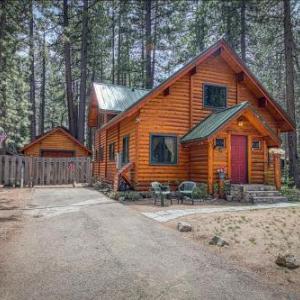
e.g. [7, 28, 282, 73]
[281, 186, 300, 202]
[192, 183, 208, 199]
[125, 191, 141, 201]
[213, 182, 219, 194]
[107, 191, 120, 200]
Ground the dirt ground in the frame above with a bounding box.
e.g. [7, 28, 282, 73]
[0, 188, 32, 242]
[164, 207, 300, 293]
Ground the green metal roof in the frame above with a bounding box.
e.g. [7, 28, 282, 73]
[93, 82, 150, 112]
[181, 102, 249, 143]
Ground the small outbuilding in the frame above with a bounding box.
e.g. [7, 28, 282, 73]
[21, 127, 91, 158]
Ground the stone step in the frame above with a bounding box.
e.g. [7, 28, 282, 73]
[242, 185, 276, 192]
[251, 196, 288, 204]
[246, 190, 281, 197]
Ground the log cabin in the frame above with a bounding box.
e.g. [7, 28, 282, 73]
[88, 39, 295, 193]
[21, 127, 91, 158]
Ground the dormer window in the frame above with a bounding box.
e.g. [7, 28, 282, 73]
[203, 84, 227, 109]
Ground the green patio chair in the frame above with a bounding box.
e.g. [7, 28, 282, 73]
[178, 181, 197, 204]
[150, 182, 171, 206]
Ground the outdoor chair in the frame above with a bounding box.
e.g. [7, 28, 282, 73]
[150, 182, 172, 206]
[177, 181, 197, 205]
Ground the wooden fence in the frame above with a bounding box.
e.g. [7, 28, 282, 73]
[0, 155, 91, 187]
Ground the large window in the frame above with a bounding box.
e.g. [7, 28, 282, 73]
[203, 84, 227, 109]
[109, 143, 115, 161]
[150, 134, 178, 165]
[122, 135, 130, 164]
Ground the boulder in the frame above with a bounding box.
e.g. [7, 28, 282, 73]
[276, 254, 299, 269]
[209, 235, 229, 247]
[177, 222, 192, 232]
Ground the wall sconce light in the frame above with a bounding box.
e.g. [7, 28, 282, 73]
[237, 117, 244, 127]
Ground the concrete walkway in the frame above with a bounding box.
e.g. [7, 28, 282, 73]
[0, 188, 298, 299]
[142, 202, 300, 222]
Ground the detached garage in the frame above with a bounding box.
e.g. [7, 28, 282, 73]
[21, 127, 91, 158]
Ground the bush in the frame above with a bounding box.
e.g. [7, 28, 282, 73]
[125, 191, 142, 201]
[281, 185, 300, 202]
[93, 181, 112, 191]
[192, 183, 208, 199]
[107, 191, 120, 200]
[213, 182, 219, 194]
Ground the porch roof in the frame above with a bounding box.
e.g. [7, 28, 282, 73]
[181, 102, 249, 143]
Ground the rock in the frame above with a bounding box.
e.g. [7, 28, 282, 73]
[209, 235, 229, 247]
[118, 196, 125, 202]
[177, 222, 192, 232]
[276, 254, 299, 269]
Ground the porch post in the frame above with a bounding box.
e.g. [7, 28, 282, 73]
[273, 153, 281, 190]
[208, 140, 213, 194]
[247, 135, 252, 184]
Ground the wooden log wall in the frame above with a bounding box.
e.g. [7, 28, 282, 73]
[94, 114, 138, 187]
[93, 53, 282, 190]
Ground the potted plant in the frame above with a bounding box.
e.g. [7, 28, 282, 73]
[217, 168, 226, 199]
[217, 168, 226, 180]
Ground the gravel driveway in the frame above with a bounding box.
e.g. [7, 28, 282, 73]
[0, 188, 297, 300]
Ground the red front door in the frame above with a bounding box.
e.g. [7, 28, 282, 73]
[231, 135, 248, 184]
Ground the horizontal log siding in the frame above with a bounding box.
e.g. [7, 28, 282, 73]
[91, 52, 282, 190]
[250, 137, 265, 184]
[24, 131, 89, 157]
[190, 142, 208, 183]
[238, 83, 278, 132]
[136, 74, 191, 190]
[266, 157, 275, 185]
[119, 114, 137, 186]
[93, 115, 137, 185]
[106, 125, 118, 182]
[212, 134, 229, 183]
[191, 55, 237, 127]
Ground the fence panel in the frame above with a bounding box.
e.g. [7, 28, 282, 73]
[0, 155, 91, 187]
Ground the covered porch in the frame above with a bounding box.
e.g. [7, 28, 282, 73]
[181, 102, 282, 193]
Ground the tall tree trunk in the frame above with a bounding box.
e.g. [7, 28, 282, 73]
[78, 0, 88, 143]
[111, 0, 115, 84]
[40, 31, 46, 135]
[0, 0, 6, 125]
[144, 0, 152, 89]
[140, 13, 145, 88]
[150, 0, 157, 88]
[283, 0, 300, 187]
[63, 0, 76, 137]
[240, 0, 246, 62]
[117, 2, 122, 85]
[29, 0, 36, 141]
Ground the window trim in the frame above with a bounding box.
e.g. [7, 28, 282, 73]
[252, 140, 261, 151]
[108, 142, 115, 161]
[203, 83, 227, 110]
[215, 138, 226, 148]
[122, 135, 130, 164]
[149, 133, 178, 166]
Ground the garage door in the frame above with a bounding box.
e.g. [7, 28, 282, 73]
[41, 150, 75, 158]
